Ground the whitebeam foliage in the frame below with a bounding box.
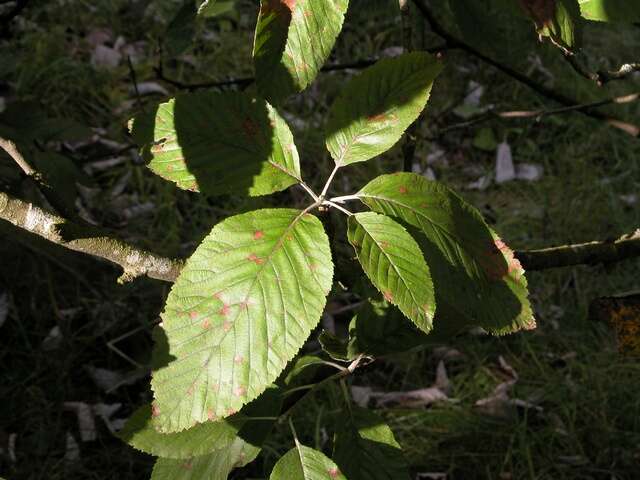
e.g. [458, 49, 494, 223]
[120, 0, 558, 477]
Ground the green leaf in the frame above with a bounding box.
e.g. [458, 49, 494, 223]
[270, 443, 346, 480]
[148, 91, 301, 196]
[151, 208, 333, 432]
[347, 211, 435, 334]
[197, 0, 235, 17]
[118, 404, 244, 458]
[578, 0, 640, 22]
[120, 385, 282, 458]
[356, 173, 535, 336]
[318, 330, 357, 362]
[520, 0, 582, 52]
[349, 299, 430, 357]
[333, 406, 410, 480]
[325, 52, 442, 166]
[165, 1, 197, 57]
[253, 0, 349, 104]
[151, 436, 260, 480]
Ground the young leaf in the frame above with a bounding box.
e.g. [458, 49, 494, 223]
[519, 0, 582, 52]
[270, 443, 346, 480]
[151, 208, 333, 432]
[578, 0, 640, 22]
[325, 53, 442, 166]
[356, 173, 535, 335]
[253, 0, 349, 104]
[347, 211, 435, 333]
[333, 406, 410, 480]
[151, 436, 260, 480]
[147, 92, 301, 196]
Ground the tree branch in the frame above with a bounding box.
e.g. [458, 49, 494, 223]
[0, 191, 184, 282]
[2, 192, 638, 283]
[517, 229, 640, 271]
[411, 0, 640, 137]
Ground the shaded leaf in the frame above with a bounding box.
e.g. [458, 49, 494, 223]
[356, 173, 534, 335]
[151, 209, 333, 432]
[253, 0, 349, 104]
[333, 406, 410, 480]
[519, 0, 581, 52]
[165, 1, 197, 57]
[325, 52, 442, 166]
[347, 211, 435, 333]
[318, 330, 356, 362]
[147, 92, 301, 196]
[270, 443, 346, 480]
[349, 299, 430, 357]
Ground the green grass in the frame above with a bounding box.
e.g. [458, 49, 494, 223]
[1, 0, 639, 479]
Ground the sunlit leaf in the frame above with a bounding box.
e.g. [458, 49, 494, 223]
[253, 0, 349, 103]
[347, 211, 435, 333]
[151, 209, 333, 432]
[147, 92, 301, 196]
[270, 443, 346, 480]
[578, 0, 640, 22]
[325, 53, 442, 166]
[356, 173, 535, 336]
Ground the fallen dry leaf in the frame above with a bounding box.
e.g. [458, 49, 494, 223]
[495, 142, 516, 184]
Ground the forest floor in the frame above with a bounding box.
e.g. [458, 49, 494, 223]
[1, 1, 639, 479]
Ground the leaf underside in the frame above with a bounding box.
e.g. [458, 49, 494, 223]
[578, 0, 640, 22]
[347, 211, 435, 334]
[357, 173, 535, 336]
[270, 443, 346, 480]
[151, 208, 333, 432]
[148, 91, 301, 196]
[325, 52, 443, 166]
[253, 0, 349, 104]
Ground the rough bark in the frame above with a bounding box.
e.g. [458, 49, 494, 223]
[0, 191, 184, 282]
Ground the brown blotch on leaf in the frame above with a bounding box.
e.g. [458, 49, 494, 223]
[383, 290, 394, 302]
[253, 230, 265, 240]
[242, 118, 258, 137]
[202, 318, 211, 330]
[182, 461, 192, 470]
[398, 185, 408, 194]
[218, 304, 231, 317]
[247, 253, 265, 265]
[223, 320, 233, 332]
[367, 113, 387, 122]
[151, 403, 160, 417]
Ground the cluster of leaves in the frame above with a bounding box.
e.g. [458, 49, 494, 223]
[118, 0, 638, 478]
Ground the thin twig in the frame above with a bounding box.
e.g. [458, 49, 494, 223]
[439, 93, 640, 134]
[411, 0, 640, 137]
[0, 136, 35, 176]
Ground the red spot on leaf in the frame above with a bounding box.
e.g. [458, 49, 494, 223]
[207, 409, 217, 421]
[328, 467, 341, 478]
[242, 118, 258, 137]
[151, 404, 160, 417]
[383, 291, 394, 302]
[202, 318, 210, 329]
[247, 253, 264, 265]
[226, 408, 238, 416]
[218, 304, 231, 317]
[399, 185, 408, 194]
[223, 320, 233, 332]
[190, 311, 199, 319]
[234, 386, 246, 397]
[283, 0, 297, 10]
[186, 384, 195, 396]
[234, 355, 244, 364]
[367, 113, 387, 122]
[253, 230, 264, 240]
